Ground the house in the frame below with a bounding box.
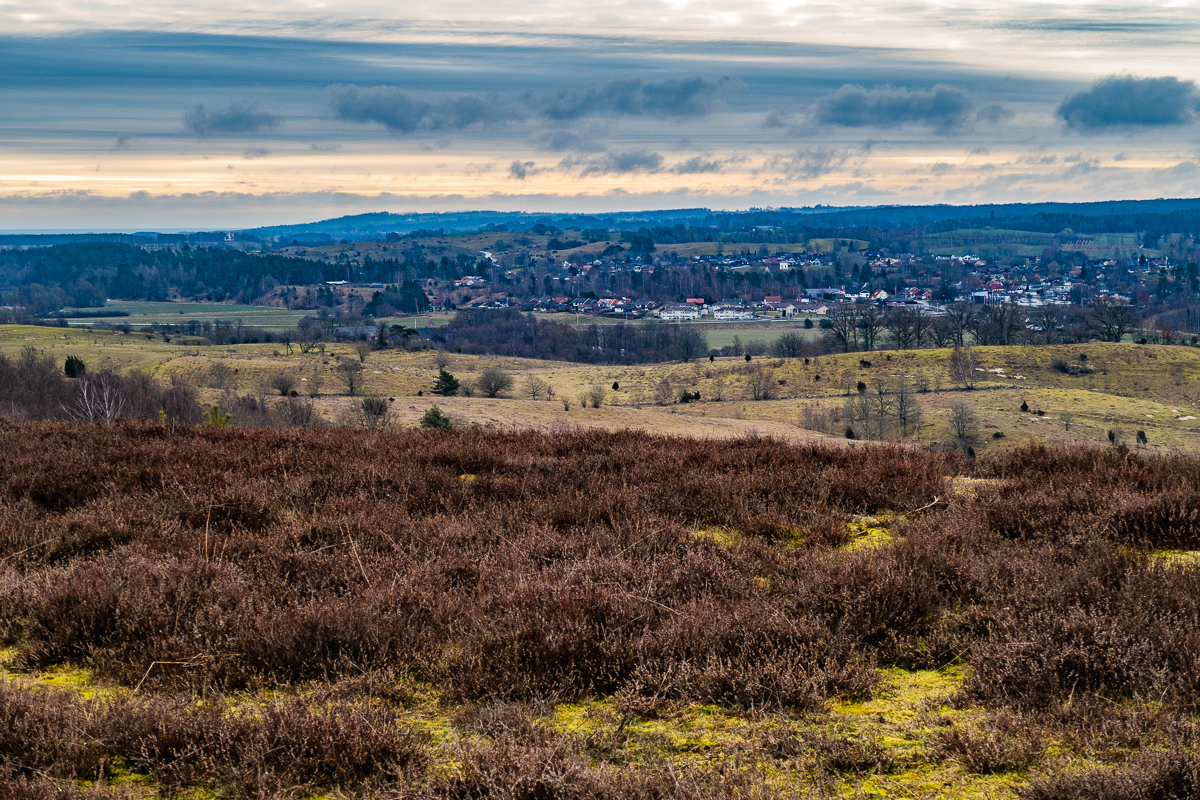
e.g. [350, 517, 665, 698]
[660, 303, 701, 321]
[713, 305, 753, 321]
[762, 301, 798, 318]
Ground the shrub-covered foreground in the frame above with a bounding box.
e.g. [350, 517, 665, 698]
[1, 421, 1200, 798]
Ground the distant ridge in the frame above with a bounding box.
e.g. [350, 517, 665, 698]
[244, 198, 1200, 241]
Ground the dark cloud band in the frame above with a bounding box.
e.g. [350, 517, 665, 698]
[541, 76, 731, 120]
[327, 84, 523, 133]
[183, 102, 279, 137]
[1058, 75, 1199, 130]
[813, 84, 976, 133]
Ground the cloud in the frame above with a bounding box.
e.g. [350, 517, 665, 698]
[1058, 75, 1199, 130]
[509, 160, 536, 180]
[533, 130, 603, 153]
[670, 156, 730, 174]
[243, 148, 269, 159]
[1063, 157, 1100, 177]
[183, 102, 279, 137]
[976, 104, 1013, 124]
[541, 76, 731, 120]
[766, 148, 854, 179]
[812, 84, 975, 133]
[560, 150, 665, 175]
[327, 84, 522, 133]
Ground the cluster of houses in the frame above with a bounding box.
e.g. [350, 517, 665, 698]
[659, 297, 831, 321]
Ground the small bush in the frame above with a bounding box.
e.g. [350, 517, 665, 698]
[433, 369, 460, 396]
[420, 405, 452, 431]
[931, 717, 1043, 774]
[275, 396, 318, 426]
[270, 372, 297, 396]
[63, 356, 86, 378]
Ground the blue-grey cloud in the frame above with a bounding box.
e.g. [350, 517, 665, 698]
[561, 150, 664, 175]
[533, 130, 605, 152]
[328, 84, 523, 133]
[976, 104, 1013, 123]
[1058, 76, 1199, 130]
[509, 160, 536, 180]
[813, 84, 975, 133]
[670, 156, 728, 174]
[541, 76, 731, 120]
[766, 148, 854, 179]
[183, 102, 279, 137]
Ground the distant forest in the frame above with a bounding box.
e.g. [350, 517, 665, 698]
[0, 243, 449, 314]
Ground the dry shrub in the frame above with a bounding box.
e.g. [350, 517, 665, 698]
[426, 727, 781, 800]
[6, 427, 1200, 795]
[930, 712, 1044, 773]
[1020, 750, 1200, 800]
[0, 681, 426, 798]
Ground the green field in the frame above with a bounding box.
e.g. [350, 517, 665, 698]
[692, 321, 821, 350]
[63, 301, 310, 331]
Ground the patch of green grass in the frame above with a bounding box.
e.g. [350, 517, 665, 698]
[62, 300, 311, 332]
[696, 322, 821, 351]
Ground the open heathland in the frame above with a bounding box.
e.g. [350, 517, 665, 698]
[5, 324, 1200, 455]
[2, 422, 1200, 798]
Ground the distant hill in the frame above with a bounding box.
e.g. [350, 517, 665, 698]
[242, 198, 1200, 242]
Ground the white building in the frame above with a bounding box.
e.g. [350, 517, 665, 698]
[660, 303, 701, 321]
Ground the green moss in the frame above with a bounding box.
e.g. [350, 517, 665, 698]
[694, 526, 739, 546]
[107, 756, 156, 788]
[1149, 548, 1200, 566]
[841, 512, 902, 551]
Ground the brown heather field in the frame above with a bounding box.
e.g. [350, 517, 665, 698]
[3, 422, 1200, 798]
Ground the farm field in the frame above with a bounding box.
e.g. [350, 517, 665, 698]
[61, 300, 311, 331]
[2, 424, 1200, 798]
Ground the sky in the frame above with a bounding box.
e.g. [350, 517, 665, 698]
[4, 1, 1200, 229]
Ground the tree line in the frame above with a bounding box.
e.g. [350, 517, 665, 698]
[431, 309, 708, 364]
[818, 299, 1146, 354]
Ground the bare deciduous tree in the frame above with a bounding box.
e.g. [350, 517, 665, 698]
[68, 372, 126, 424]
[653, 377, 674, 405]
[475, 367, 514, 398]
[893, 376, 921, 439]
[884, 306, 927, 350]
[857, 304, 886, 352]
[270, 372, 297, 396]
[306, 370, 324, 398]
[949, 400, 980, 452]
[746, 366, 778, 400]
[1088, 298, 1138, 343]
[522, 376, 550, 400]
[336, 359, 365, 396]
[581, 385, 608, 408]
[949, 346, 979, 389]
